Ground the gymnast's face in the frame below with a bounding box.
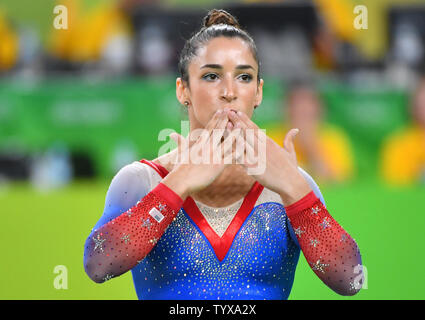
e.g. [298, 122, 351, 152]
[177, 36, 263, 130]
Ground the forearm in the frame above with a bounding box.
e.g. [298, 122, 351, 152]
[83, 181, 184, 283]
[285, 191, 363, 296]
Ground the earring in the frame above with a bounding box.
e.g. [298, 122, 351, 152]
[184, 101, 190, 107]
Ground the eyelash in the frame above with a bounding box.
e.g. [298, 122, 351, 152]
[202, 73, 253, 82]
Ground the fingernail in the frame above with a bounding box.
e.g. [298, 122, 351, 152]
[237, 111, 242, 116]
[217, 109, 222, 114]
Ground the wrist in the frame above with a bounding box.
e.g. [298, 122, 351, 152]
[284, 190, 318, 218]
[279, 170, 312, 206]
[162, 166, 190, 200]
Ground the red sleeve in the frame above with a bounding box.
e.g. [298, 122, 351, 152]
[286, 191, 363, 296]
[84, 182, 183, 283]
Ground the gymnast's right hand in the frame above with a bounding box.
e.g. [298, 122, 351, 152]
[162, 108, 241, 200]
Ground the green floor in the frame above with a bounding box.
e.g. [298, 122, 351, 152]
[0, 179, 423, 299]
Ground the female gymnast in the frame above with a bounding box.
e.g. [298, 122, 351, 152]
[83, 9, 363, 300]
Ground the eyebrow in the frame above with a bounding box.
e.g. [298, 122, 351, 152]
[200, 64, 255, 71]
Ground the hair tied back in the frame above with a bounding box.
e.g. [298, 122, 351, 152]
[203, 9, 241, 29]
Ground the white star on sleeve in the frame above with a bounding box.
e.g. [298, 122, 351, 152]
[120, 233, 131, 244]
[319, 217, 331, 230]
[158, 203, 166, 212]
[294, 227, 305, 237]
[311, 206, 321, 215]
[93, 234, 106, 253]
[310, 259, 329, 274]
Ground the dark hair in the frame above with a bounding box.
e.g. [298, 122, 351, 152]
[178, 9, 261, 87]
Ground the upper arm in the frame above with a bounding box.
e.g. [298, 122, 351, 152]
[91, 162, 153, 231]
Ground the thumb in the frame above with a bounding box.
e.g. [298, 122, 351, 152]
[170, 132, 189, 163]
[283, 128, 299, 154]
[169, 132, 185, 147]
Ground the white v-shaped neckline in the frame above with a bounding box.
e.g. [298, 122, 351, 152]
[194, 198, 245, 237]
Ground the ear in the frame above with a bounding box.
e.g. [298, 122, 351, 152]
[255, 78, 264, 108]
[176, 77, 190, 106]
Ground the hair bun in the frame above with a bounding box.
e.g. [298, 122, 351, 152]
[203, 9, 240, 29]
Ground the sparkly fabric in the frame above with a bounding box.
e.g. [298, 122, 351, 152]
[285, 191, 363, 295]
[194, 198, 244, 237]
[131, 203, 300, 300]
[83, 159, 362, 299]
[84, 182, 183, 283]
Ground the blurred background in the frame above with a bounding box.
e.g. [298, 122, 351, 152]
[0, 0, 424, 300]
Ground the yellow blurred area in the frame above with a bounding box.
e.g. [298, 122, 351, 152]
[313, 0, 425, 59]
[267, 124, 355, 184]
[314, 0, 356, 41]
[0, 10, 18, 70]
[380, 125, 425, 185]
[48, 0, 132, 62]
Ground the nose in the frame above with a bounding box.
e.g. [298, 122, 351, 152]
[220, 76, 237, 103]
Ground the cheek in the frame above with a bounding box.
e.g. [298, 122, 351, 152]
[240, 85, 259, 103]
[191, 80, 215, 103]
[190, 88, 217, 125]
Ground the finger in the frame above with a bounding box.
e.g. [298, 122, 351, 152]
[228, 111, 265, 149]
[190, 109, 224, 146]
[233, 111, 262, 137]
[205, 109, 227, 133]
[233, 134, 246, 166]
[195, 110, 230, 165]
[242, 136, 257, 166]
[221, 127, 243, 165]
[210, 110, 232, 148]
[169, 132, 184, 146]
[199, 109, 228, 146]
[283, 128, 299, 154]
[170, 132, 190, 163]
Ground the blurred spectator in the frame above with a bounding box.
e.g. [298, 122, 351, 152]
[380, 78, 425, 185]
[48, 0, 133, 75]
[30, 142, 73, 192]
[253, 26, 312, 81]
[267, 81, 355, 184]
[0, 10, 18, 71]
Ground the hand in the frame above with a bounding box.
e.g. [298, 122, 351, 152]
[228, 110, 312, 205]
[163, 109, 243, 199]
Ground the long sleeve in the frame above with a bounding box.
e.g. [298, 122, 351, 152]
[83, 162, 183, 283]
[286, 168, 363, 296]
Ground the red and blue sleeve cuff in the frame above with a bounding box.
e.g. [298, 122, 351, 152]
[151, 182, 184, 213]
[285, 191, 320, 219]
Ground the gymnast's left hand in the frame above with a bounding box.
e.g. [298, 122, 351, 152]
[227, 110, 312, 205]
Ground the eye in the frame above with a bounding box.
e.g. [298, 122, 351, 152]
[238, 74, 253, 82]
[202, 73, 219, 81]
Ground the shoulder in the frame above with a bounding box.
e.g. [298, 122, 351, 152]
[92, 161, 158, 230]
[113, 161, 152, 180]
[104, 161, 162, 211]
[109, 161, 162, 192]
